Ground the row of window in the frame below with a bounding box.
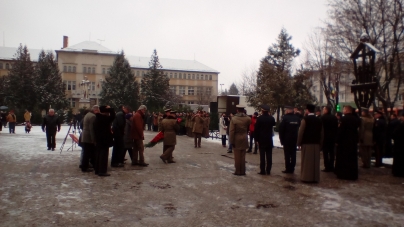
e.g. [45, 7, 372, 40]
[0, 63, 10, 69]
[171, 86, 212, 96]
[64, 81, 97, 91]
[63, 66, 109, 74]
[134, 71, 214, 80]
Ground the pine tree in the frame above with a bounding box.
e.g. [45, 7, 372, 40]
[140, 49, 170, 111]
[34, 50, 68, 111]
[5, 44, 36, 110]
[100, 51, 140, 110]
[228, 83, 239, 95]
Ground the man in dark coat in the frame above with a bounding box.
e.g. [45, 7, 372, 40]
[373, 110, 386, 167]
[320, 106, 338, 172]
[335, 105, 361, 180]
[254, 104, 276, 175]
[279, 106, 300, 174]
[42, 109, 61, 151]
[392, 113, 404, 177]
[131, 105, 148, 166]
[297, 104, 323, 183]
[386, 114, 400, 158]
[111, 105, 130, 167]
[94, 106, 115, 176]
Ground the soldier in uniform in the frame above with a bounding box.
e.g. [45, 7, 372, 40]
[229, 105, 251, 176]
[160, 110, 180, 163]
[279, 106, 300, 174]
[255, 104, 276, 175]
[192, 111, 205, 148]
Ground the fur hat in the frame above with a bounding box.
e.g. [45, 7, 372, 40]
[306, 104, 316, 112]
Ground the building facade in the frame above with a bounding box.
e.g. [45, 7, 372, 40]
[0, 37, 219, 111]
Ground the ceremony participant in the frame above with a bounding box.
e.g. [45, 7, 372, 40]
[359, 108, 374, 168]
[335, 105, 361, 180]
[111, 105, 129, 167]
[297, 104, 323, 183]
[373, 110, 386, 167]
[80, 105, 99, 172]
[247, 112, 258, 154]
[41, 109, 61, 151]
[279, 106, 300, 174]
[226, 113, 233, 153]
[6, 110, 17, 134]
[386, 114, 400, 157]
[1, 111, 7, 129]
[94, 106, 115, 176]
[203, 112, 210, 138]
[160, 110, 180, 163]
[192, 111, 205, 148]
[219, 113, 228, 147]
[255, 105, 276, 175]
[123, 113, 134, 164]
[131, 105, 148, 166]
[392, 113, 404, 177]
[229, 105, 251, 176]
[320, 106, 338, 172]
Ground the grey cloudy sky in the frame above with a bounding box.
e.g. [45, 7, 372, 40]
[1, 0, 328, 90]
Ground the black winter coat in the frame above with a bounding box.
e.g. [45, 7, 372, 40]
[373, 117, 386, 143]
[279, 113, 300, 145]
[112, 110, 125, 137]
[254, 112, 276, 148]
[42, 115, 61, 133]
[94, 109, 116, 147]
[321, 113, 338, 145]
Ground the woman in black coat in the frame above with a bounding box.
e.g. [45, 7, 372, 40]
[94, 106, 115, 176]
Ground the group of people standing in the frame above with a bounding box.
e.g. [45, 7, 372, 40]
[219, 103, 404, 181]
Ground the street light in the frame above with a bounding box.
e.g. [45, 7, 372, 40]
[220, 83, 224, 94]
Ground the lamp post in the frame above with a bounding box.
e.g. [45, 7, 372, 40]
[220, 83, 224, 95]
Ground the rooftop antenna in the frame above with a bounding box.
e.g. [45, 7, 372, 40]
[97, 39, 105, 45]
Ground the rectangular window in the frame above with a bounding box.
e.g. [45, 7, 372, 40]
[205, 75, 208, 80]
[5, 63, 10, 69]
[398, 94, 403, 101]
[64, 66, 67, 72]
[206, 87, 212, 96]
[197, 87, 203, 95]
[91, 82, 95, 91]
[0, 63, 3, 69]
[136, 71, 140, 76]
[196, 74, 199, 80]
[72, 81, 76, 90]
[69, 98, 76, 108]
[102, 68, 106, 74]
[179, 73, 182, 79]
[188, 101, 194, 104]
[67, 81, 72, 90]
[92, 67, 95, 74]
[188, 74, 191, 79]
[73, 66, 76, 72]
[192, 74, 195, 80]
[68, 66, 71, 72]
[170, 86, 176, 94]
[83, 67, 87, 73]
[188, 86, 194, 95]
[179, 86, 186, 95]
[209, 75, 212, 80]
[174, 73, 177, 79]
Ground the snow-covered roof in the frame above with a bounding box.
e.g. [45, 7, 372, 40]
[57, 41, 116, 54]
[126, 56, 219, 73]
[0, 46, 56, 62]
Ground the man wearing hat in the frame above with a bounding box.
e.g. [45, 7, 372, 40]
[229, 105, 251, 175]
[373, 109, 386, 167]
[335, 105, 361, 180]
[160, 110, 180, 163]
[192, 111, 205, 148]
[297, 104, 323, 183]
[279, 106, 300, 174]
[94, 105, 116, 176]
[254, 104, 276, 175]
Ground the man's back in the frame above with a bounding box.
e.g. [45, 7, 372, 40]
[255, 113, 276, 148]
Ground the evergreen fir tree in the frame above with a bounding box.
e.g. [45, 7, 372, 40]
[228, 83, 239, 95]
[100, 51, 140, 110]
[34, 50, 68, 111]
[5, 44, 36, 110]
[140, 49, 170, 111]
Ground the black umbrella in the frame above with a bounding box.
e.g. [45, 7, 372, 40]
[0, 106, 8, 110]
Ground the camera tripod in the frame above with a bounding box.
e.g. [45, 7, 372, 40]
[59, 122, 76, 154]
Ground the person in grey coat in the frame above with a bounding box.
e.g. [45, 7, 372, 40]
[80, 105, 99, 172]
[123, 113, 134, 163]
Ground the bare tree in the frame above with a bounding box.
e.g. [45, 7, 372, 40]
[237, 66, 258, 96]
[325, 0, 404, 112]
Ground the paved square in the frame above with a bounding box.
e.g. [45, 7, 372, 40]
[0, 126, 403, 226]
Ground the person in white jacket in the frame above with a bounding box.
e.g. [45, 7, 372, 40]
[219, 113, 228, 148]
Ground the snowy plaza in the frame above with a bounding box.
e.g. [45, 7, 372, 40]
[0, 125, 403, 226]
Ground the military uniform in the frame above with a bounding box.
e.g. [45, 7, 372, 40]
[160, 113, 180, 163]
[192, 114, 205, 148]
[279, 111, 300, 173]
[229, 106, 251, 175]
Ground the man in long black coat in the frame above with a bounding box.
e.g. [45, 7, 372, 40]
[254, 105, 276, 175]
[392, 113, 404, 177]
[111, 105, 130, 167]
[335, 105, 361, 180]
[373, 110, 386, 167]
[94, 106, 116, 176]
[386, 114, 400, 157]
[279, 106, 300, 173]
[320, 106, 338, 172]
[42, 109, 61, 151]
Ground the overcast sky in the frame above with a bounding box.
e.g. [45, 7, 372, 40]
[1, 0, 328, 90]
